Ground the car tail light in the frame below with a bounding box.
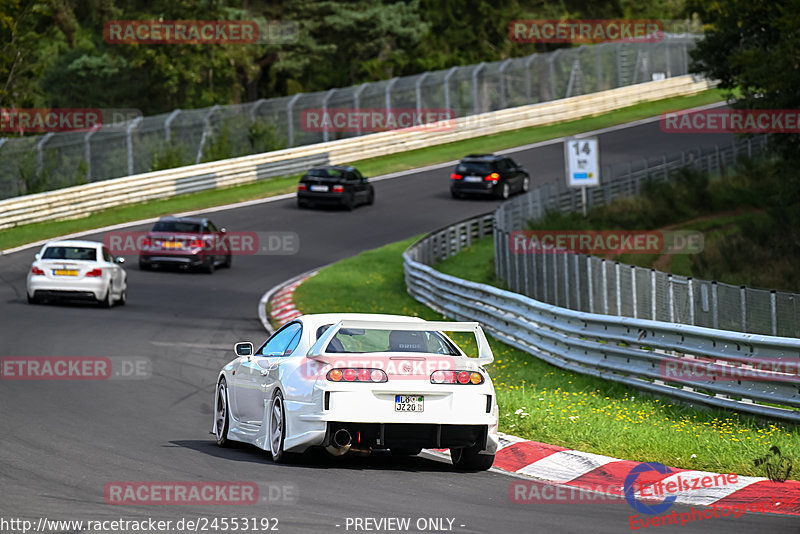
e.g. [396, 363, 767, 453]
[450, 173, 462, 180]
[141, 237, 152, 248]
[430, 370, 484, 385]
[189, 238, 204, 249]
[297, 183, 307, 191]
[31, 266, 45, 276]
[332, 185, 344, 193]
[85, 268, 102, 277]
[484, 173, 500, 182]
[327, 368, 388, 383]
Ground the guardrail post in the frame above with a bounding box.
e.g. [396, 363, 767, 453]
[740, 286, 747, 332]
[711, 281, 719, 329]
[165, 109, 181, 141]
[615, 261, 622, 315]
[444, 67, 457, 115]
[353, 83, 368, 136]
[602, 259, 609, 314]
[651, 269, 657, 320]
[287, 93, 303, 147]
[688, 278, 695, 325]
[472, 63, 486, 115]
[771, 290, 778, 336]
[631, 265, 638, 318]
[499, 59, 512, 109]
[668, 274, 675, 323]
[195, 106, 218, 165]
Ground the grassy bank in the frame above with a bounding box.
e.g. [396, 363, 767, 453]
[1, 88, 726, 252]
[291, 237, 800, 476]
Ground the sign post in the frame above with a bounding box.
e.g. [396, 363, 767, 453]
[564, 136, 600, 217]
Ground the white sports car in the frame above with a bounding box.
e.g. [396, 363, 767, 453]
[26, 239, 128, 307]
[213, 313, 499, 470]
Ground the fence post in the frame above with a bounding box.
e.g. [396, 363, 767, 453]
[126, 117, 143, 174]
[553, 252, 559, 306]
[711, 281, 719, 329]
[574, 254, 581, 311]
[771, 290, 778, 336]
[249, 99, 266, 123]
[415, 72, 430, 116]
[587, 257, 594, 313]
[84, 129, 97, 182]
[521, 245, 529, 296]
[321, 89, 336, 143]
[287, 93, 303, 147]
[548, 52, 558, 98]
[353, 83, 368, 136]
[499, 59, 512, 109]
[563, 253, 570, 308]
[615, 261, 621, 315]
[195, 106, 217, 164]
[164, 109, 181, 141]
[36, 133, 54, 176]
[631, 265, 638, 318]
[524, 54, 537, 102]
[651, 269, 657, 320]
[596, 45, 603, 91]
[602, 259, 609, 314]
[385, 77, 399, 118]
[668, 275, 675, 323]
[444, 67, 458, 114]
[740, 286, 747, 332]
[472, 63, 486, 115]
[688, 278, 695, 326]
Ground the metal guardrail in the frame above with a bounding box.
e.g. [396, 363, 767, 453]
[492, 136, 800, 338]
[0, 76, 713, 230]
[403, 215, 800, 423]
[0, 37, 699, 199]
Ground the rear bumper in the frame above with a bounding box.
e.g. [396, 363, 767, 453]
[297, 191, 347, 205]
[323, 422, 493, 451]
[451, 181, 497, 195]
[27, 277, 106, 300]
[139, 253, 205, 266]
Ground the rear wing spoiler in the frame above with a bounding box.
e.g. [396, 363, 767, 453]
[307, 319, 494, 365]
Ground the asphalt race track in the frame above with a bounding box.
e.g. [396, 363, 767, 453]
[1, 117, 797, 533]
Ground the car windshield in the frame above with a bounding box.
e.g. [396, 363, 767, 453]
[317, 325, 460, 355]
[41, 246, 97, 261]
[151, 221, 202, 233]
[455, 162, 492, 175]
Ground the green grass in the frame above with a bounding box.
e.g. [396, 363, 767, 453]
[1, 88, 727, 252]
[292, 237, 800, 477]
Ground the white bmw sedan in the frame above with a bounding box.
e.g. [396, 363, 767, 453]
[26, 240, 128, 307]
[213, 313, 499, 470]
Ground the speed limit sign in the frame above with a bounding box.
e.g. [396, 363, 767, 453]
[564, 137, 600, 188]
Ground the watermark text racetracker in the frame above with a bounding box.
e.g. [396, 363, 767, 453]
[104, 20, 299, 45]
[0, 516, 280, 533]
[301, 108, 455, 133]
[1, 356, 150, 380]
[509, 19, 663, 43]
[105, 231, 299, 256]
[0, 108, 142, 133]
[661, 358, 800, 383]
[509, 230, 703, 255]
[661, 109, 800, 133]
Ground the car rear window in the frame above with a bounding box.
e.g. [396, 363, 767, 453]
[317, 325, 460, 355]
[41, 246, 97, 261]
[152, 221, 202, 233]
[306, 168, 344, 180]
[455, 162, 492, 175]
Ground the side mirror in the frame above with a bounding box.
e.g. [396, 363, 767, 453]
[235, 342, 254, 357]
[220, 228, 227, 233]
[34, 253, 41, 260]
[116, 257, 126, 264]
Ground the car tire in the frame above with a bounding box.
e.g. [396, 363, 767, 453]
[521, 175, 530, 193]
[451, 444, 494, 471]
[223, 254, 232, 268]
[342, 193, 355, 211]
[203, 257, 215, 274]
[101, 285, 114, 308]
[118, 287, 127, 306]
[27, 293, 38, 304]
[391, 448, 422, 456]
[497, 182, 510, 200]
[297, 199, 309, 209]
[214, 379, 231, 447]
[269, 391, 293, 463]
[451, 190, 463, 199]
[139, 260, 151, 271]
[366, 188, 375, 205]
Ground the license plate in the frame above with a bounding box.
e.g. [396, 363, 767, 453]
[53, 269, 78, 276]
[395, 395, 424, 412]
[310, 185, 329, 192]
[464, 176, 483, 182]
[162, 241, 183, 249]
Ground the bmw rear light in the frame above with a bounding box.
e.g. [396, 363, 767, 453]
[430, 370, 484, 385]
[31, 266, 45, 276]
[327, 368, 388, 383]
[450, 173, 463, 180]
[85, 268, 102, 277]
[297, 183, 307, 191]
[332, 185, 344, 193]
[484, 172, 500, 182]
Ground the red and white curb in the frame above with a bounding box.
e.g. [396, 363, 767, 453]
[484, 435, 800, 515]
[259, 273, 799, 517]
